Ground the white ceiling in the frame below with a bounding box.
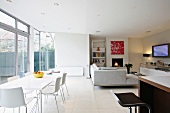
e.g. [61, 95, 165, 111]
[1, 0, 170, 38]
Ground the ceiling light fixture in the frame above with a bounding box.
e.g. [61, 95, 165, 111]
[54, 3, 59, 6]
[146, 31, 151, 33]
[68, 28, 71, 29]
[41, 13, 45, 15]
[6, 0, 12, 2]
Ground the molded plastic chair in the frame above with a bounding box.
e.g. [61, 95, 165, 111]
[25, 72, 32, 77]
[7, 75, 34, 97]
[59, 73, 69, 103]
[0, 87, 38, 113]
[7, 76, 20, 82]
[60, 73, 69, 96]
[42, 77, 62, 113]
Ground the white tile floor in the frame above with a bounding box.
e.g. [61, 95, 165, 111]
[0, 77, 138, 113]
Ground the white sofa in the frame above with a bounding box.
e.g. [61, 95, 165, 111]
[90, 64, 138, 86]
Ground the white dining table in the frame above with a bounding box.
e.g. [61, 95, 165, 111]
[0, 73, 61, 113]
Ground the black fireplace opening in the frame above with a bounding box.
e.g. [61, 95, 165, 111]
[112, 58, 123, 67]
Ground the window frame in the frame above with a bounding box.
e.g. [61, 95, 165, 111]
[0, 9, 30, 76]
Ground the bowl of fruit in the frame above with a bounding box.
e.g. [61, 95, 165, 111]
[33, 71, 44, 78]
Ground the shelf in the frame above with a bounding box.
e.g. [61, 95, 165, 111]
[92, 48, 105, 52]
[93, 51, 105, 53]
[91, 40, 106, 67]
[93, 57, 105, 59]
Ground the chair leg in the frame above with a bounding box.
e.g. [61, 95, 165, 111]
[25, 106, 27, 113]
[65, 83, 69, 96]
[60, 89, 65, 104]
[3, 108, 5, 113]
[135, 106, 137, 113]
[60, 86, 66, 103]
[129, 107, 132, 113]
[54, 94, 59, 113]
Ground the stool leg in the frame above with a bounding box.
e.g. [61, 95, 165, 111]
[129, 107, 132, 113]
[135, 107, 137, 113]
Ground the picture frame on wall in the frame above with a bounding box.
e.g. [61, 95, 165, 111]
[111, 41, 124, 54]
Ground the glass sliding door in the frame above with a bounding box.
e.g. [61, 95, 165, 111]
[34, 29, 40, 72]
[40, 32, 55, 71]
[0, 9, 30, 84]
[33, 30, 55, 72]
[17, 35, 28, 77]
[0, 28, 16, 76]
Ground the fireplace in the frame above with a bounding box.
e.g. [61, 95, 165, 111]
[112, 58, 123, 67]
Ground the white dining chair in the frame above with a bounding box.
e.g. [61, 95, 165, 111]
[59, 73, 69, 103]
[7, 75, 20, 82]
[7, 74, 34, 97]
[60, 73, 69, 96]
[48, 73, 68, 103]
[0, 87, 38, 113]
[25, 72, 32, 77]
[42, 77, 61, 113]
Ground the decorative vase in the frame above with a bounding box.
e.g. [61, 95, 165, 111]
[97, 47, 100, 51]
[127, 67, 130, 74]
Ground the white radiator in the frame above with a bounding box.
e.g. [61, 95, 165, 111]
[54, 66, 84, 76]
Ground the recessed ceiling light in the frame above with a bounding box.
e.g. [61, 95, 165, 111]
[96, 31, 100, 33]
[148, 14, 151, 17]
[41, 13, 45, 15]
[68, 28, 71, 29]
[146, 31, 151, 33]
[6, 0, 12, 2]
[131, 6, 136, 9]
[54, 3, 59, 6]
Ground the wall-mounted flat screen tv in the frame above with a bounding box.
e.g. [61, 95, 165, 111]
[152, 43, 170, 57]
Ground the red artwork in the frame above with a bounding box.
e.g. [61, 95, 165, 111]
[111, 41, 124, 54]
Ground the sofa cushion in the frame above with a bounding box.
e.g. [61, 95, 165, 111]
[100, 67, 117, 70]
[126, 74, 138, 85]
[92, 63, 99, 70]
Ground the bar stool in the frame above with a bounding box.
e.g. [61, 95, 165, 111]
[111, 91, 151, 113]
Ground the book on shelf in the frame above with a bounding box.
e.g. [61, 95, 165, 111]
[101, 53, 105, 57]
[96, 53, 100, 57]
[93, 53, 96, 57]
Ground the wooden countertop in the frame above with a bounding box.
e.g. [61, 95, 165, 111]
[139, 76, 170, 93]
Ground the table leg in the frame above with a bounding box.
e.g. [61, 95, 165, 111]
[39, 90, 42, 113]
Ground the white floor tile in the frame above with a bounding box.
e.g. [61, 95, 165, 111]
[0, 76, 138, 113]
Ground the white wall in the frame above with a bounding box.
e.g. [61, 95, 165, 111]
[106, 37, 129, 67]
[55, 32, 90, 76]
[128, 38, 143, 72]
[143, 29, 170, 64]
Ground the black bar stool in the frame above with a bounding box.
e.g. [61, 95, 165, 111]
[110, 91, 151, 113]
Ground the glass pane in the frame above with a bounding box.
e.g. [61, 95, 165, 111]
[18, 35, 28, 77]
[33, 31, 55, 72]
[34, 29, 40, 52]
[0, 11, 15, 28]
[0, 28, 16, 77]
[40, 32, 55, 71]
[34, 29, 40, 72]
[17, 21, 28, 32]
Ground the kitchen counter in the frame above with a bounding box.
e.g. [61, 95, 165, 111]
[139, 76, 170, 113]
